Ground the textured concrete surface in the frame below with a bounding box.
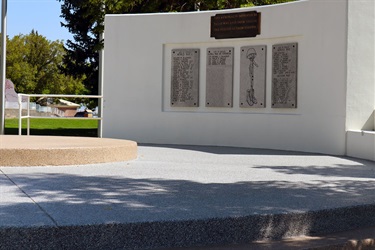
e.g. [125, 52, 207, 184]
[1, 144, 375, 249]
[0, 135, 137, 166]
[172, 226, 375, 250]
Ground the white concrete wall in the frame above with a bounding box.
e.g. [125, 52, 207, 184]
[346, 0, 375, 131]
[347, 130, 375, 161]
[103, 0, 349, 155]
[345, 0, 375, 161]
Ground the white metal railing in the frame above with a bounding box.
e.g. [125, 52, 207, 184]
[17, 94, 103, 137]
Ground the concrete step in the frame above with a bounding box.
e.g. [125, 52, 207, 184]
[164, 227, 375, 250]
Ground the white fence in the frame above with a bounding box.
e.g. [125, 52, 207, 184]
[18, 94, 103, 137]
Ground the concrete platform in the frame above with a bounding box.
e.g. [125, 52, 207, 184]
[0, 135, 137, 166]
[1, 143, 375, 249]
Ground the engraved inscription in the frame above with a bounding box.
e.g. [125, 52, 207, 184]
[272, 43, 298, 108]
[171, 49, 199, 107]
[240, 45, 266, 108]
[211, 11, 261, 39]
[206, 47, 234, 107]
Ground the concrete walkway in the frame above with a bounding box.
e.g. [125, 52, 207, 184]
[1, 144, 375, 249]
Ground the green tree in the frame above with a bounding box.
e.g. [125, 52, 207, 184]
[57, 0, 245, 96]
[58, 0, 293, 95]
[6, 30, 87, 95]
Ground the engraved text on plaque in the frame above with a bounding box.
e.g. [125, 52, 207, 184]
[206, 47, 234, 107]
[171, 49, 200, 107]
[272, 43, 298, 108]
[211, 11, 261, 39]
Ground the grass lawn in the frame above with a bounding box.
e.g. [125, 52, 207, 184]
[5, 118, 99, 137]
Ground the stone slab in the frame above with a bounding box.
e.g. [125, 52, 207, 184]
[272, 43, 298, 108]
[240, 45, 267, 108]
[206, 47, 234, 107]
[171, 49, 200, 107]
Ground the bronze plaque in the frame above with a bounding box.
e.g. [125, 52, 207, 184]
[210, 11, 261, 39]
[171, 49, 200, 107]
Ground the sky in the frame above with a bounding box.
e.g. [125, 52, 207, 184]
[7, 0, 72, 42]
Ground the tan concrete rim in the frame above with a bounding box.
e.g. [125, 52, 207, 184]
[0, 135, 137, 166]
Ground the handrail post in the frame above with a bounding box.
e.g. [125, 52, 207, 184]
[18, 94, 22, 135]
[27, 95, 30, 135]
[15, 93, 103, 136]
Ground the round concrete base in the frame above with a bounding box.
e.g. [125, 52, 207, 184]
[0, 135, 137, 166]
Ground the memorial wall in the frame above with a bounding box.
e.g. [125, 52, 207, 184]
[165, 10, 298, 111]
[103, 0, 363, 156]
[169, 42, 297, 109]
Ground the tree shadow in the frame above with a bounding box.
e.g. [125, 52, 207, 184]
[253, 161, 375, 179]
[139, 144, 375, 179]
[2, 145, 375, 249]
[1, 171, 375, 249]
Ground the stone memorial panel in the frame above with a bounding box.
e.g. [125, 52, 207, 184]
[272, 43, 298, 108]
[171, 48, 200, 107]
[206, 47, 234, 107]
[240, 45, 266, 108]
